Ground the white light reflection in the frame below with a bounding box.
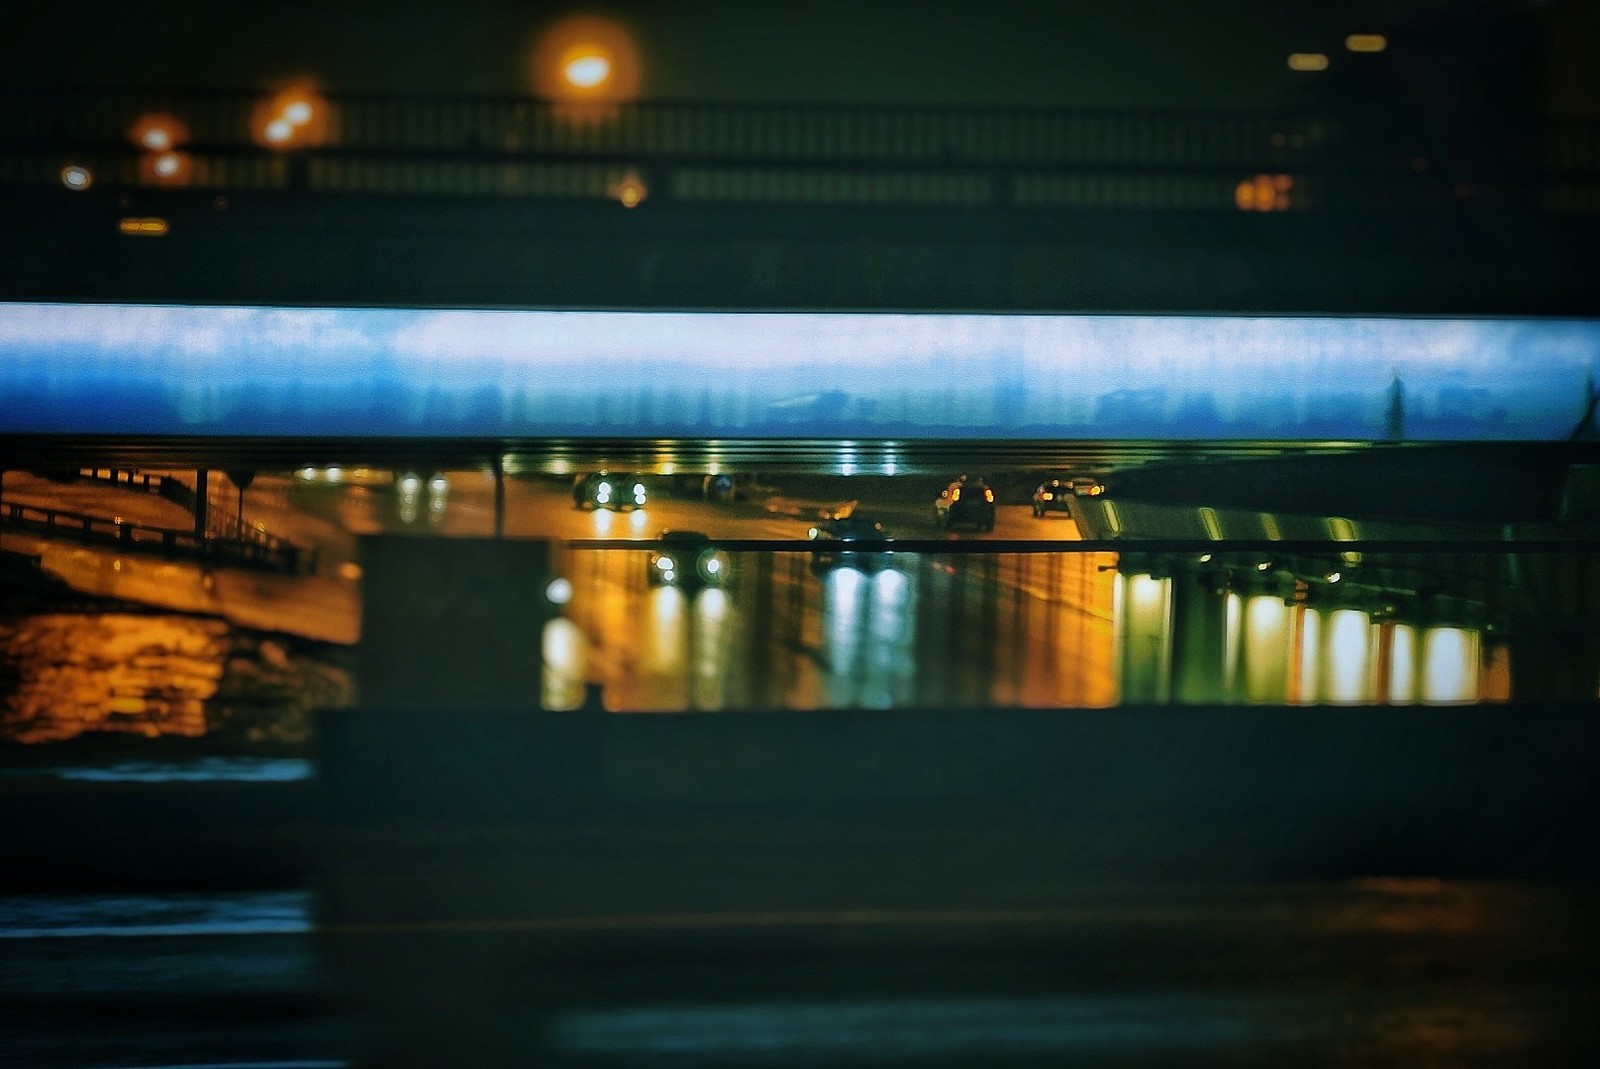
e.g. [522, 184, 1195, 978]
[591, 508, 615, 536]
[542, 617, 587, 710]
[1388, 623, 1417, 704]
[691, 587, 730, 710]
[1324, 608, 1372, 704]
[645, 586, 687, 678]
[397, 484, 419, 524]
[1421, 627, 1479, 704]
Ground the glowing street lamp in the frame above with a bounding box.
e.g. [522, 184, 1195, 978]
[563, 51, 613, 90]
[531, 15, 641, 122]
[60, 165, 92, 191]
[253, 84, 331, 149]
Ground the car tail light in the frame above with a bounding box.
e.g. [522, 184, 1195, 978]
[983, 488, 994, 502]
[950, 488, 961, 501]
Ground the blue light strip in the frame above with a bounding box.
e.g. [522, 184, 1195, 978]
[2, 303, 1595, 440]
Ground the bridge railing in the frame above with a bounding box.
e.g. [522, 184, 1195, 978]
[1, 500, 310, 574]
[2, 85, 1594, 213]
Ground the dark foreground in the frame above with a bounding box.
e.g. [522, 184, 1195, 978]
[4, 699, 1599, 1067]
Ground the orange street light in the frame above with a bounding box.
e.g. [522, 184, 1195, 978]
[531, 15, 641, 122]
[252, 83, 332, 149]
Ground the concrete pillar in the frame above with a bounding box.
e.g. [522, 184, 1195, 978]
[1169, 570, 1229, 703]
[358, 536, 555, 711]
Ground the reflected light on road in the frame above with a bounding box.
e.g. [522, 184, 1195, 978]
[692, 588, 730, 710]
[542, 617, 587, 710]
[646, 586, 687, 676]
[1422, 627, 1478, 704]
[592, 508, 615, 536]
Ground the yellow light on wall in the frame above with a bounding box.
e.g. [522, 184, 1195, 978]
[1345, 34, 1387, 54]
[1287, 52, 1330, 72]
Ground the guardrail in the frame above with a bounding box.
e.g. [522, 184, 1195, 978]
[75, 467, 200, 514]
[1, 500, 311, 574]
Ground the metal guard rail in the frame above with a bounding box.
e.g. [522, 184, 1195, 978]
[1, 500, 311, 574]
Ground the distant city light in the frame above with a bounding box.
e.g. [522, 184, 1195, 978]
[546, 577, 573, 605]
[264, 118, 294, 144]
[563, 52, 612, 89]
[1344, 34, 1387, 54]
[1287, 52, 1330, 72]
[282, 100, 314, 125]
[617, 176, 646, 208]
[152, 152, 181, 177]
[60, 165, 92, 191]
[1235, 173, 1294, 212]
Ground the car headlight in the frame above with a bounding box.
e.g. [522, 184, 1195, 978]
[655, 555, 676, 572]
[632, 483, 647, 503]
[698, 549, 729, 582]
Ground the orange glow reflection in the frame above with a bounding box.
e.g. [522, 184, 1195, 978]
[131, 113, 186, 152]
[141, 150, 192, 185]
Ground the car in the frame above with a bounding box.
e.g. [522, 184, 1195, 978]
[808, 514, 894, 568]
[573, 471, 647, 510]
[1067, 475, 1108, 498]
[648, 530, 731, 587]
[931, 475, 995, 532]
[1031, 478, 1075, 517]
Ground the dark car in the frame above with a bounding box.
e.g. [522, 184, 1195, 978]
[932, 476, 996, 532]
[1030, 476, 1105, 515]
[808, 514, 894, 568]
[648, 530, 731, 587]
[1031, 478, 1075, 517]
[573, 471, 647, 510]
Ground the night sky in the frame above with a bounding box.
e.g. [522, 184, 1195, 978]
[9, 1, 1594, 116]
